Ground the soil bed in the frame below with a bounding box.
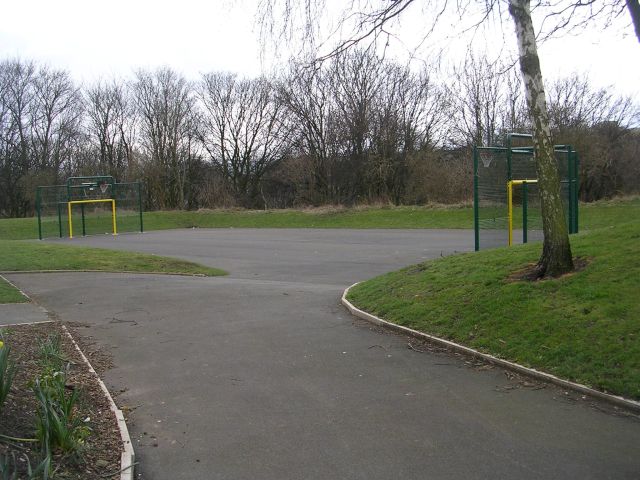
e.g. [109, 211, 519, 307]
[0, 322, 122, 478]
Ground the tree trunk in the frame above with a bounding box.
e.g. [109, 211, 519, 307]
[628, 0, 640, 42]
[508, 0, 574, 277]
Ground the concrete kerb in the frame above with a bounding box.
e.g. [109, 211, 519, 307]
[61, 324, 136, 480]
[0, 275, 135, 480]
[341, 282, 640, 414]
[0, 320, 55, 327]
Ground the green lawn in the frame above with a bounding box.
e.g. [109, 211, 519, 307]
[0, 276, 27, 303]
[347, 219, 640, 400]
[1, 196, 637, 240]
[579, 196, 640, 230]
[142, 204, 474, 231]
[0, 240, 226, 304]
[0, 240, 226, 276]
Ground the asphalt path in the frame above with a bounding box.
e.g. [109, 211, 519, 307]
[6, 228, 640, 479]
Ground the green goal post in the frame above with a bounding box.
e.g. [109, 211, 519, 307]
[473, 133, 579, 251]
[35, 176, 144, 240]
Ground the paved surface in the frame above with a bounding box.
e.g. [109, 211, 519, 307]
[0, 302, 50, 325]
[6, 228, 640, 480]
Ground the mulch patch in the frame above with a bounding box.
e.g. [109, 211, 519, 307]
[0, 322, 123, 478]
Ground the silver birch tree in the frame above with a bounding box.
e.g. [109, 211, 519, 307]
[508, 0, 573, 276]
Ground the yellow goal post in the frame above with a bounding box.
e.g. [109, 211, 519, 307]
[67, 199, 117, 239]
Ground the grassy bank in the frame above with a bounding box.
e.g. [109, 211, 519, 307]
[0, 240, 226, 303]
[347, 219, 640, 400]
[1, 196, 637, 240]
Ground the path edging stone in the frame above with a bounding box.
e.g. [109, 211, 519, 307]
[342, 282, 640, 414]
[61, 325, 136, 480]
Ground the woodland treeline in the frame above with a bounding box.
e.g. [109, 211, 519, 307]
[1, 52, 638, 217]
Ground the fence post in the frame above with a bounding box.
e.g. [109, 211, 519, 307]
[507, 181, 514, 247]
[81, 203, 86, 236]
[57, 203, 63, 238]
[137, 182, 144, 233]
[36, 187, 43, 240]
[523, 182, 528, 244]
[473, 147, 479, 251]
[574, 152, 579, 233]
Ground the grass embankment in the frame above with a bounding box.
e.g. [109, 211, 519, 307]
[347, 219, 640, 400]
[0, 240, 226, 304]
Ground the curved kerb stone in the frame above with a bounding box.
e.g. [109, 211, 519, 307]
[341, 283, 640, 414]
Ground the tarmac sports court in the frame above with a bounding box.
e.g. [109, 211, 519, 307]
[3, 228, 640, 479]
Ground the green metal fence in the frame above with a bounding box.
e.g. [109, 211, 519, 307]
[473, 133, 579, 251]
[36, 176, 143, 240]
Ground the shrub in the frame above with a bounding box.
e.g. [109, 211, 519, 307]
[37, 334, 66, 370]
[0, 452, 49, 480]
[33, 367, 89, 458]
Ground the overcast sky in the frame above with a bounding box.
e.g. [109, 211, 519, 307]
[1, 0, 638, 98]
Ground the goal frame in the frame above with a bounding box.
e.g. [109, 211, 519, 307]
[67, 199, 117, 239]
[473, 133, 579, 251]
[36, 175, 143, 240]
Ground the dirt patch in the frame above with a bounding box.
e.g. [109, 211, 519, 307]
[299, 205, 349, 215]
[507, 256, 590, 282]
[0, 322, 122, 478]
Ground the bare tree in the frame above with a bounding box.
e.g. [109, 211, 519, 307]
[85, 79, 136, 180]
[330, 50, 383, 202]
[198, 72, 291, 207]
[30, 65, 84, 183]
[278, 60, 337, 203]
[0, 60, 83, 216]
[546, 74, 639, 201]
[502, 67, 529, 135]
[133, 68, 195, 209]
[449, 54, 504, 148]
[547, 74, 637, 132]
[446, 54, 529, 148]
[369, 59, 449, 203]
[0, 59, 36, 217]
[281, 50, 450, 205]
